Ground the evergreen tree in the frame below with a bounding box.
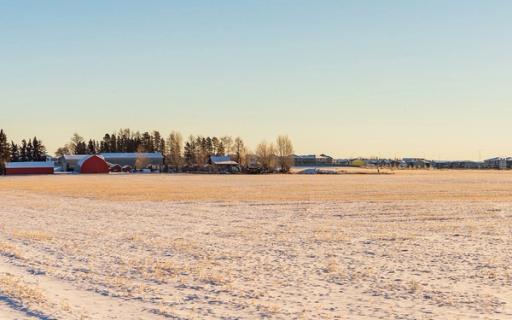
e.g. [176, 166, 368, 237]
[0, 130, 9, 174]
[31, 137, 46, 161]
[212, 137, 220, 155]
[26, 140, 34, 161]
[110, 134, 117, 152]
[20, 139, 28, 161]
[217, 142, 225, 156]
[0, 129, 10, 163]
[152, 131, 162, 153]
[184, 142, 194, 166]
[141, 132, 153, 152]
[75, 141, 87, 154]
[206, 137, 213, 156]
[101, 134, 111, 152]
[10, 142, 19, 162]
[87, 139, 96, 154]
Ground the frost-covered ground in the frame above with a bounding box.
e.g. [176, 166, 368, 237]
[0, 173, 512, 319]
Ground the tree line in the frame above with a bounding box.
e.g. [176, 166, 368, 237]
[0, 129, 47, 165]
[0, 128, 295, 173]
[57, 129, 294, 172]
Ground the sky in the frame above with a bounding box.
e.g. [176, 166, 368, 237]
[1, 1, 511, 160]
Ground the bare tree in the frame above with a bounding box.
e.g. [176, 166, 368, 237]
[167, 131, 183, 171]
[135, 145, 149, 170]
[276, 135, 294, 173]
[255, 141, 276, 172]
[233, 137, 247, 165]
[55, 146, 71, 157]
[54, 133, 84, 156]
[220, 136, 234, 154]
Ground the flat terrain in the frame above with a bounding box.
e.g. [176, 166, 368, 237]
[0, 171, 511, 319]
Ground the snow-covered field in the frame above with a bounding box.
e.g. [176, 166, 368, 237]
[0, 173, 511, 319]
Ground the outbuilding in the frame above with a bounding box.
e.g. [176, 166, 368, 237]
[78, 155, 109, 174]
[209, 156, 240, 173]
[109, 164, 122, 172]
[5, 162, 54, 175]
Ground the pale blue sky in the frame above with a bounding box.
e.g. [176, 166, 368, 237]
[1, 1, 511, 159]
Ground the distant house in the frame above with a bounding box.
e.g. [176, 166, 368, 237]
[293, 154, 334, 166]
[208, 156, 240, 173]
[316, 154, 333, 165]
[484, 157, 507, 170]
[334, 159, 350, 166]
[5, 161, 54, 175]
[402, 158, 431, 169]
[293, 155, 316, 166]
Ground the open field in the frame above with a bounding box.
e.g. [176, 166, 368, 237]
[0, 171, 511, 319]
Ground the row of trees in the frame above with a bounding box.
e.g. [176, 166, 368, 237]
[0, 128, 294, 173]
[57, 129, 295, 172]
[0, 129, 47, 163]
[56, 129, 167, 156]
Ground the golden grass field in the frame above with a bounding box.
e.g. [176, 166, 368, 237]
[0, 171, 511, 319]
[2, 169, 512, 201]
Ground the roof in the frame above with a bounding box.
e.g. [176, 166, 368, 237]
[293, 154, 316, 159]
[210, 156, 239, 165]
[78, 155, 105, 167]
[6, 161, 54, 168]
[62, 154, 88, 160]
[213, 160, 239, 165]
[100, 152, 164, 159]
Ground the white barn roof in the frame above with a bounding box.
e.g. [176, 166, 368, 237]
[6, 161, 54, 168]
[101, 152, 164, 159]
[62, 154, 88, 160]
[210, 156, 238, 165]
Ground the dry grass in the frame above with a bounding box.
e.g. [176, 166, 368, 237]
[0, 241, 23, 259]
[0, 172, 511, 319]
[0, 273, 46, 305]
[2, 170, 512, 201]
[10, 229, 53, 242]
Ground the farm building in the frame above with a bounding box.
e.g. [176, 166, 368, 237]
[293, 155, 316, 166]
[78, 155, 109, 174]
[334, 159, 350, 166]
[402, 158, 432, 169]
[101, 152, 164, 171]
[109, 164, 122, 172]
[5, 161, 54, 175]
[58, 155, 87, 172]
[293, 154, 334, 166]
[209, 156, 240, 173]
[484, 157, 507, 170]
[59, 152, 164, 172]
[316, 154, 334, 165]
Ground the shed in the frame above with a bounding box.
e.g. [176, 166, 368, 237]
[5, 162, 54, 175]
[78, 155, 109, 174]
[209, 156, 240, 173]
[109, 164, 122, 172]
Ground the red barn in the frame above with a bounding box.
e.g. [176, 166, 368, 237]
[5, 162, 54, 175]
[78, 155, 109, 174]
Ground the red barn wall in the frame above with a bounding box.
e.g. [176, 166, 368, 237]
[6, 167, 54, 175]
[80, 156, 109, 174]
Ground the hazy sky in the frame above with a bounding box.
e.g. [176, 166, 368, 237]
[1, 1, 511, 159]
